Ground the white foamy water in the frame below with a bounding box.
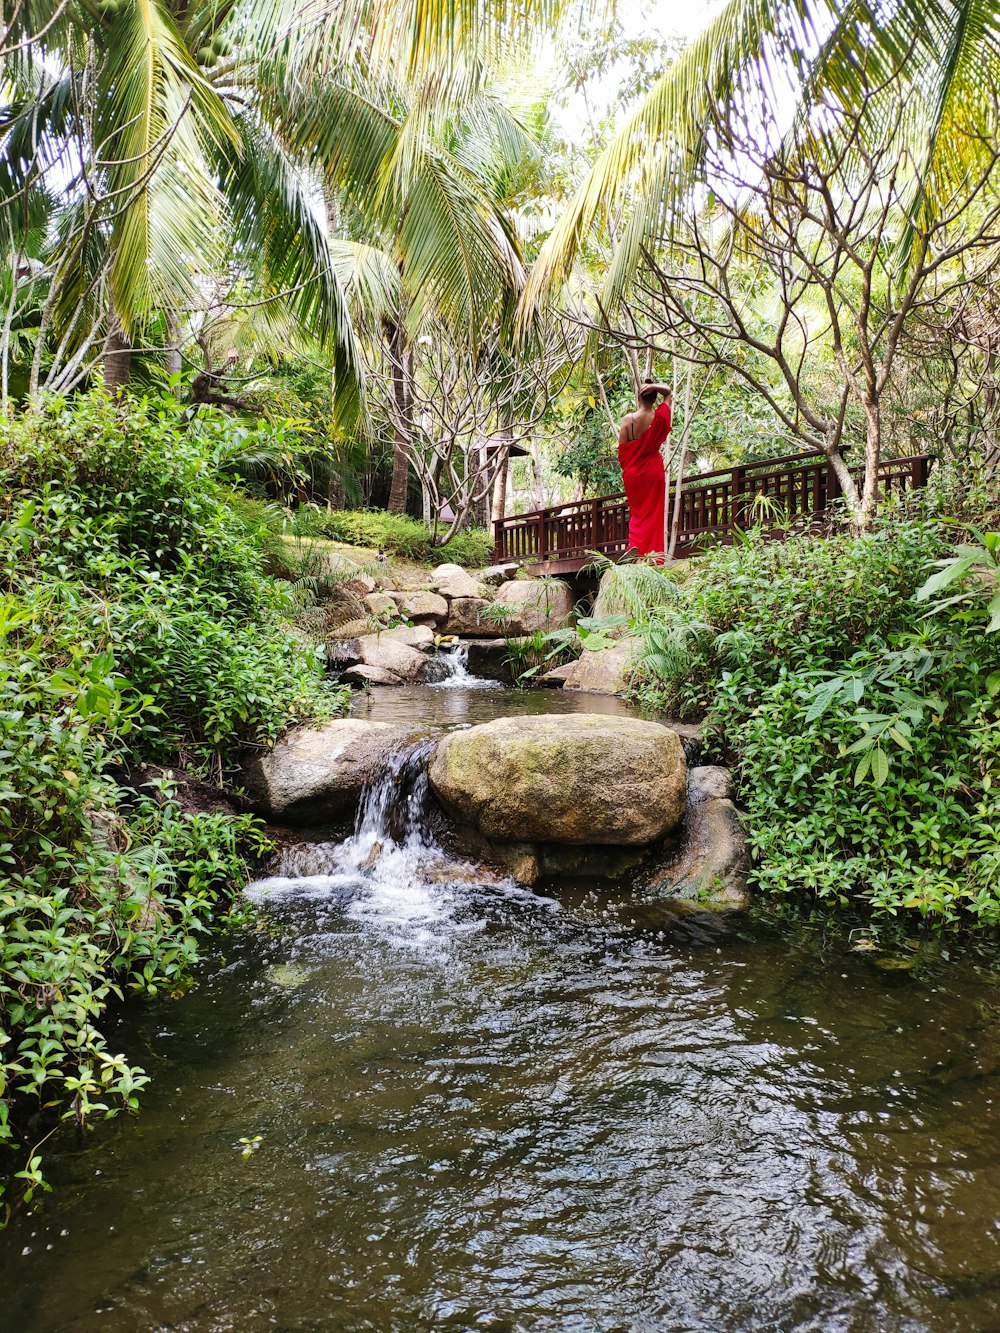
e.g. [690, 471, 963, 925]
[430, 642, 494, 689]
[246, 737, 543, 953]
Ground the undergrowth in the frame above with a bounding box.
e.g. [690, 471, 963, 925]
[0, 390, 347, 1220]
[291, 505, 492, 567]
[618, 518, 1000, 926]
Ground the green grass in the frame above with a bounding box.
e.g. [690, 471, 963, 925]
[291, 506, 493, 567]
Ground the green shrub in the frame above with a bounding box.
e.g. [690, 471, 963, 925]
[0, 390, 348, 1218]
[624, 522, 1000, 925]
[294, 506, 493, 567]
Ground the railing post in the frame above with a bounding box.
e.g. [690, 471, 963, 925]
[536, 509, 545, 560]
[591, 498, 599, 551]
[826, 458, 842, 504]
[913, 455, 930, 490]
[732, 465, 747, 530]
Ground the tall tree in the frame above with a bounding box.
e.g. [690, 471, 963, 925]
[0, 0, 561, 407]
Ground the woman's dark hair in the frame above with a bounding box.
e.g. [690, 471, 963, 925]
[639, 383, 657, 407]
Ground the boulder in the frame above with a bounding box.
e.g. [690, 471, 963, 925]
[429, 714, 686, 846]
[540, 638, 639, 695]
[364, 592, 398, 620]
[380, 624, 435, 651]
[241, 720, 412, 823]
[463, 638, 513, 683]
[329, 618, 372, 639]
[355, 634, 427, 682]
[326, 637, 363, 673]
[479, 562, 520, 586]
[443, 596, 489, 636]
[648, 765, 750, 908]
[340, 664, 403, 687]
[430, 563, 482, 600]
[391, 590, 449, 624]
[493, 579, 575, 635]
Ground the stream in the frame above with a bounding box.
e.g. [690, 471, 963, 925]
[4, 658, 1000, 1331]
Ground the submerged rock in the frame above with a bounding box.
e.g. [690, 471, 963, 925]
[429, 713, 686, 846]
[241, 719, 414, 824]
[647, 765, 750, 908]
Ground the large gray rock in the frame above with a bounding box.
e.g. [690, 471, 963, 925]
[391, 590, 449, 624]
[429, 714, 686, 846]
[340, 664, 403, 687]
[540, 638, 639, 695]
[463, 638, 513, 683]
[380, 624, 435, 651]
[430, 563, 482, 600]
[242, 720, 412, 823]
[648, 765, 750, 908]
[356, 634, 427, 681]
[479, 562, 520, 586]
[443, 596, 489, 636]
[326, 633, 426, 683]
[364, 592, 397, 620]
[492, 579, 575, 635]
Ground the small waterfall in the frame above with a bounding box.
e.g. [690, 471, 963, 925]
[269, 738, 440, 882]
[247, 736, 550, 947]
[353, 737, 438, 849]
[430, 641, 492, 690]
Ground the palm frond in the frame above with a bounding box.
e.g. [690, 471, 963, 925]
[521, 0, 1000, 319]
[102, 0, 236, 323]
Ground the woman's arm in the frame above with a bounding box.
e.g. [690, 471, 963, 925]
[643, 383, 672, 397]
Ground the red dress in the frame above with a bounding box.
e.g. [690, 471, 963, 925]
[618, 401, 671, 555]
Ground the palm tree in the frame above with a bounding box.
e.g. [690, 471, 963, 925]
[523, 0, 1000, 313]
[0, 0, 559, 407]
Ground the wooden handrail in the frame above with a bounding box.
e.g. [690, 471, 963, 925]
[493, 450, 934, 568]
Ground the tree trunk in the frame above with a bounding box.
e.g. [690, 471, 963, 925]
[822, 427, 862, 527]
[165, 309, 182, 378]
[104, 316, 132, 392]
[530, 445, 545, 509]
[491, 441, 511, 522]
[858, 397, 882, 531]
[387, 320, 411, 514]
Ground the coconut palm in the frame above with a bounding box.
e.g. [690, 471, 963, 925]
[523, 0, 1000, 314]
[0, 0, 557, 403]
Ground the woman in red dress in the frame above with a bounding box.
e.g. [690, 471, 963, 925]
[618, 381, 672, 557]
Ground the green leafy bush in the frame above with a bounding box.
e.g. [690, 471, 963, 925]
[0, 390, 348, 1218]
[625, 522, 1000, 924]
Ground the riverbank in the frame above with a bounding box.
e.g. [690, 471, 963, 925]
[0, 392, 348, 1219]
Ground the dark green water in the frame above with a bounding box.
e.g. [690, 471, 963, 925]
[4, 683, 1000, 1331]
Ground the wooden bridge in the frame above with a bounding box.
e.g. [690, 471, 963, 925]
[493, 450, 932, 575]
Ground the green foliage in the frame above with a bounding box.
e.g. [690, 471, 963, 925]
[915, 527, 1000, 633]
[625, 522, 1000, 925]
[554, 412, 623, 497]
[0, 390, 347, 1217]
[294, 506, 492, 567]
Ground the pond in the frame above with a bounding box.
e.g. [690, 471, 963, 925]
[3, 680, 1000, 1332]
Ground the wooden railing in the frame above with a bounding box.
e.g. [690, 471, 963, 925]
[493, 451, 933, 570]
